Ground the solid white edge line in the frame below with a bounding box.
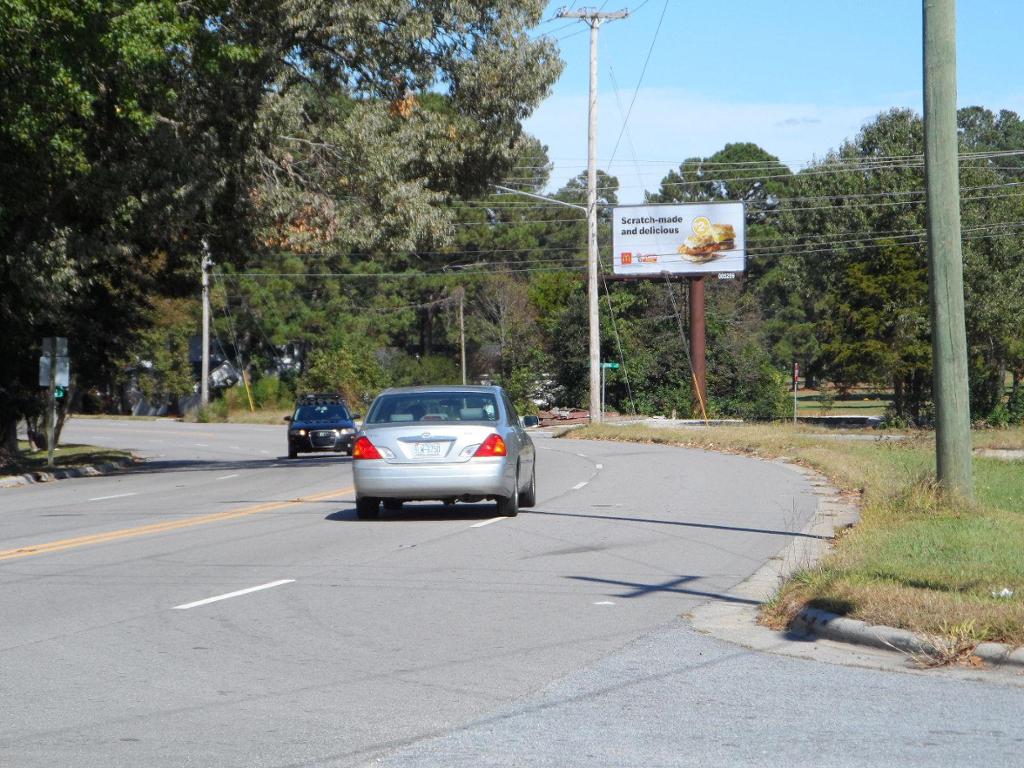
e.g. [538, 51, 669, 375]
[471, 517, 505, 528]
[572, 482, 588, 490]
[173, 579, 295, 610]
[88, 492, 137, 502]
[216, 474, 240, 480]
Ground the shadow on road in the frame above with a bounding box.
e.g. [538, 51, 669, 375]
[325, 502, 506, 522]
[528, 508, 827, 540]
[116, 454, 351, 475]
[567, 574, 762, 605]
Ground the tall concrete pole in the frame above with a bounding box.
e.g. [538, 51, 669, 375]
[201, 240, 212, 408]
[558, 7, 627, 424]
[923, 0, 973, 497]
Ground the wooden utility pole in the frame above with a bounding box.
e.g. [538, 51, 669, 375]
[923, 0, 973, 497]
[557, 6, 628, 424]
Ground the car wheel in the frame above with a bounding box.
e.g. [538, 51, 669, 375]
[288, 445, 298, 459]
[356, 497, 380, 520]
[383, 499, 403, 513]
[519, 464, 537, 508]
[495, 469, 519, 517]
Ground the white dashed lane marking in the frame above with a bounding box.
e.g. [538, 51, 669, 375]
[88, 492, 137, 502]
[173, 580, 295, 610]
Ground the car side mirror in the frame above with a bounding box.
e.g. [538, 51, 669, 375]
[352, 413, 362, 420]
[284, 415, 292, 422]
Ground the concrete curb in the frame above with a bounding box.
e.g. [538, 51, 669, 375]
[672, 453, 1024, 673]
[0, 456, 136, 488]
[791, 607, 1024, 670]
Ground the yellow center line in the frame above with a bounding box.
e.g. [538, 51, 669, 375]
[0, 485, 354, 561]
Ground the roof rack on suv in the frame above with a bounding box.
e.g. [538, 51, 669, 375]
[298, 393, 348, 406]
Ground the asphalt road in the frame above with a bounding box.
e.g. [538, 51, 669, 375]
[1, 418, 1021, 767]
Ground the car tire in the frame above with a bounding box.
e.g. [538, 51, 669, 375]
[519, 464, 537, 508]
[383, 499, 403, 513]
[356, 497, 380, 520]
[495, 470, 519, 517]
[288, 445, 298, 459]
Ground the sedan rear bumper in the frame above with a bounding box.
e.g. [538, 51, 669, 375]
[353, 458, 514, 500]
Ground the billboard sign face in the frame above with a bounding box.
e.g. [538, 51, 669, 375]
[612, 202, 745, 276]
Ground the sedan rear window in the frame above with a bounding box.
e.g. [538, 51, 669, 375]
[365, 393, 500, 425]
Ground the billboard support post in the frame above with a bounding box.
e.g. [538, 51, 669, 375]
[689, 277, 706, 418]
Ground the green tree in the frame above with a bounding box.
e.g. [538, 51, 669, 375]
[0, 1, 562, 461]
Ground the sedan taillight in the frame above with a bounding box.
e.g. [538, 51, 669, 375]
[473, 433, 507, 457]
[353, 436, 382, 460]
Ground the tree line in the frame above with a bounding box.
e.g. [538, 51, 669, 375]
[3, 3, 1023, 464]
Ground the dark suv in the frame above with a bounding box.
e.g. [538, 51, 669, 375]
[285, 394, 361, 458]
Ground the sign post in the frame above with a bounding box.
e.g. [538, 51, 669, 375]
[600, 362, 620, 419]
[40, 337, 69, 467]
[793, 362, 800, 425]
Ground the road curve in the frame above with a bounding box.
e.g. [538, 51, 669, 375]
[2, 418, 1019, 768]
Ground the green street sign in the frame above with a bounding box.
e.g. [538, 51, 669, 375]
[55, 386, 65, 399]
[601, 362, 620, 369]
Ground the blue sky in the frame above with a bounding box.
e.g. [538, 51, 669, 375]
[525, 1, 1024, 203]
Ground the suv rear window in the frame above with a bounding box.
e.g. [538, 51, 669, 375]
[365, 393, 499, 425]
[293, 404, 351, 421]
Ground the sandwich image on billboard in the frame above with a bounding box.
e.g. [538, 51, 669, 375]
[612, 202, 746, 276]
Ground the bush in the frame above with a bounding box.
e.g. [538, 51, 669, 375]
[250, 375, 294, 409]
[384, 353, 461, 388]
[987, 403, 1012, 429]
[710, 340, 790, 420]
[1007, 386, 1024, 425]
[300, 345, 385, 406]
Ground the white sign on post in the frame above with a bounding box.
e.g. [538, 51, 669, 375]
[39, 336, 70, 387]
[612, 202, 746, 276]
[39, 356, 70, 387]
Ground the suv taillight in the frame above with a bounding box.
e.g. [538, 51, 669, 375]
[353, 436, 382, 460]
[473, 433, 507, 457]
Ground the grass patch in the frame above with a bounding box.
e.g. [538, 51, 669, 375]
[4, 441, 132, 474]
[188, 406, 291, 425]
[570, 423, 1024, 646]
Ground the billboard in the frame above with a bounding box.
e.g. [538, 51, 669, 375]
[612, 202, 745, 276]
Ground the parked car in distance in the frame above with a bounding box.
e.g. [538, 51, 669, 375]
[351, 385, 536, 519]
[285, 394, 360, 459]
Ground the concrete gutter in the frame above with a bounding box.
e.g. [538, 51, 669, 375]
[0, 456, 136, 489]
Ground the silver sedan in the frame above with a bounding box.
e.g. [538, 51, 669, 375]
[351, 385, 536, 519]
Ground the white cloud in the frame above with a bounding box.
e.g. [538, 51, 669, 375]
[524, 89, 915, 203]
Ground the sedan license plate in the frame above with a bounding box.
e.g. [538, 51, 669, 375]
[315, 431, 334, 438]
[415, 442, 441, 457]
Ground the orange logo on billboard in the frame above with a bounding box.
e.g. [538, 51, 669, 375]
[621, 252, 632, 265]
